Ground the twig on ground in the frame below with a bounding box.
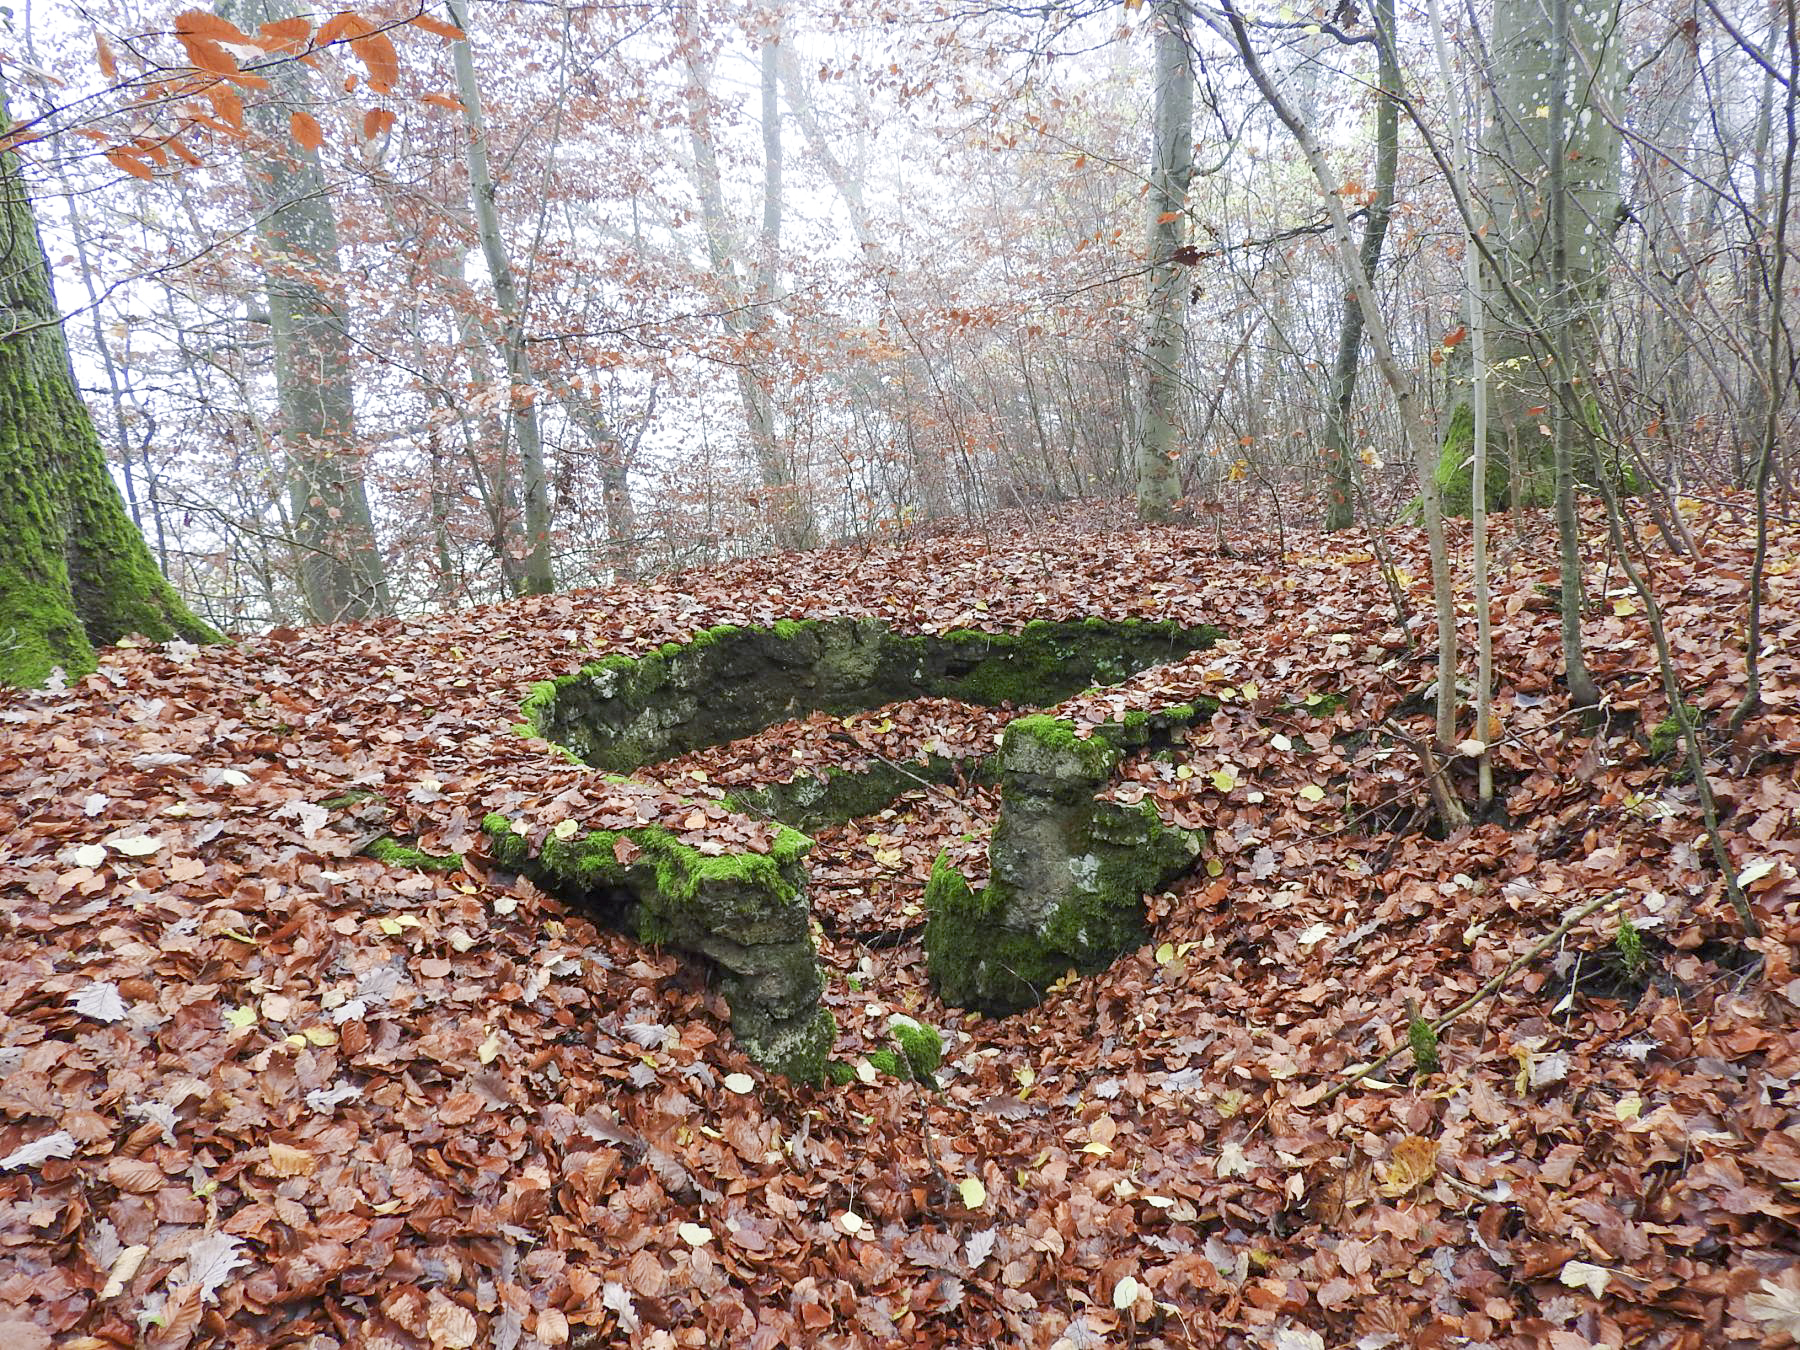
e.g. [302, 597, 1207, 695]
[1315, 889, 1619, 1107]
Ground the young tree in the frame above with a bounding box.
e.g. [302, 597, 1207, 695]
[445, 0, 557, 594]
[1319, 0, 1399, 533]
[1134, 0, 1193, 523]
[1214, 2, 1466, 826]
[681, 6, 817, 551]
[0, 82, 217, 687]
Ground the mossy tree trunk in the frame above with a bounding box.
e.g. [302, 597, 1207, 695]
[0, 82, 218, 687]
[1436, 0, 1623, 515]
[1320, 0, 1398, 533]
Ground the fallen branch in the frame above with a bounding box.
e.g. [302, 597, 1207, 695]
[1314, 889, 1619, 1107]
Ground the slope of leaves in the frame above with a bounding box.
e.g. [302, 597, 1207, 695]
[1, 500, 1796, 1349]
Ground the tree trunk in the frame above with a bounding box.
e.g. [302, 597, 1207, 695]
[226, 0, 389, 623]
[682, 9, 817, 551]
[1436, 0, 1624, 514]
[1548, 0, 1601, 708]
[1216, 0, 1467, 824]
[445, 0, 557, 594]
[1135, 0, 1193, 523]
[0, 83, 217, 687]
[1321, 0, 1399, 532]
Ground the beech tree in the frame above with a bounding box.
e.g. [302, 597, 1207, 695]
[1134, 0, 1193, 523]
[0, 80, 217, 687]
[225, 0, 391, 623]
[1435, 0, 1625, 516]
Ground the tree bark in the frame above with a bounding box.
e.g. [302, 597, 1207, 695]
[682, 9, 817, 551]
[445, 0, 557, 594]
[1436, 0, 1624, 515]
[226, 0, 389, 623]
[1321, 0, 1399, 532]
[0, 82, 217, 687]
[1135, 0, 1193, 523]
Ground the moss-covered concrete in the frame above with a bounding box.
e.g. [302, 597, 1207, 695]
[481, 812, 833, 1081]
[923, 712, 1206, 1015]
[522, 617, 1221, 772]
[724, 754, 972, 831]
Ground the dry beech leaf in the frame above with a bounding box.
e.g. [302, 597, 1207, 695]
[263, 1142, 316, 1178]
[1378, 1136, 1439, 1197]
[105, 1156, 164, 1194]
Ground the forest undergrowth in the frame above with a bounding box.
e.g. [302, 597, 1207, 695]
[1, 499, 1797, 1349]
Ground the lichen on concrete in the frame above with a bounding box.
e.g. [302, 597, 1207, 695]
[481, 812, 833, 1081]
[923, 711, 1206, 1015]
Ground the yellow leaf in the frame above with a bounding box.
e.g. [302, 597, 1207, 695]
[478, 1028, 501, 1064]
[1210, 768, 1236, 792]
[958, 1176, 987, 1209]
[265, 1142, 316, 1177]
[224, 1005, 256, 1030]
[1155, 942, 1175, 964]
[378, 917, 403, 935]
[1297, 784, 1326, 802]
[1206, 857, 1224, 877]
[1378, 1135, 1439, 1197]
[1612, 597, 1637, 616]
[303, 1026, 338, 1047]
[552, 818, 579, 840]
[1081, 1140, 1113, 1157]
[1614, 1094, 1643, 1121]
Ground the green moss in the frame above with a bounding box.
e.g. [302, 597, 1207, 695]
[1615, 919, 1648, 979]
[364, 836, 464, 873]
[1408, 1014, 1441, 1076]
[519, 679, 559, 732]
[867, 1048, 904, 1079]
[1649, 703, 1701, 760]
[322, 787, 383, 809]
[729, 755, 965, 830]
[825, 1059, 858, 1087]
[887, 1015, 943, 1082]
[1435, 402, 1520, 518]
[999, 714, 1119, 781]
[1298, 691, 1348, 717]
[923, 854, 1079, 1015]
[739, 1005, 835, 1085]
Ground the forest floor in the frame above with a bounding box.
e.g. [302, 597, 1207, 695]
[2, 500, 1798, 1350]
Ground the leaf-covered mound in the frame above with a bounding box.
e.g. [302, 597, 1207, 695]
[1, 499, 1797, 1349]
